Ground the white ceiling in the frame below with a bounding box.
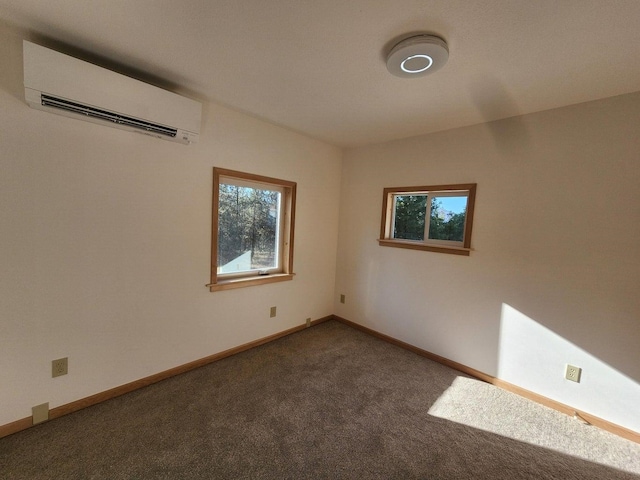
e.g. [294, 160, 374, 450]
[1, 0, 640, 148]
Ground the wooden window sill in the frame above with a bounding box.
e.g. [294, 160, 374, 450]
[208, 273, 294, 292]
[377, 239, 471, 256]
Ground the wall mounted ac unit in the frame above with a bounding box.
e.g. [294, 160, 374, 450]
[23, 41, 202, 145]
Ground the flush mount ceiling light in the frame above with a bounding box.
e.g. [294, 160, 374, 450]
[386, 35, 449, 78]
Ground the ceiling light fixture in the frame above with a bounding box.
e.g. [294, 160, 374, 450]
[401, 54, 433, 74]
[386, 35, 449, 78]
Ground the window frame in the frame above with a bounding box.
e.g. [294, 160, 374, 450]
[209, 168, 296, 292]
[379, 183, 476, 256]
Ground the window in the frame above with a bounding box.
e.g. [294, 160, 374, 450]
[209, 168, 296, 291]
[379, 184, 476, 256]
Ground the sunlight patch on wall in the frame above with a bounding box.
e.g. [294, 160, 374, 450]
[498, 303, 640, 432]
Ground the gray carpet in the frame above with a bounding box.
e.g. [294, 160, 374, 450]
[1, 320, 639, 479]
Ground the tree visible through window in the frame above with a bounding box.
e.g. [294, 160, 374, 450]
[209, 168, 296, 291]
[217, 183, 281, 273]
[380, 184, 476, 256]
[393, 195, 427, 240]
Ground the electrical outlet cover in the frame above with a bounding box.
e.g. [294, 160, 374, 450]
[32, 403, 49, 425]
[565, 364, 582, 383]
[52, 357, 68, 377]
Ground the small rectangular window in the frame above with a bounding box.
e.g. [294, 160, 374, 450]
[379, 184, 476, 256]
[209, 168, 296, 291]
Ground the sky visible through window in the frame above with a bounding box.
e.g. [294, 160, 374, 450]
[437, 196, 467, 215]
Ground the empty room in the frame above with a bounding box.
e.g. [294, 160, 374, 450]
[1, 1, 639, 478]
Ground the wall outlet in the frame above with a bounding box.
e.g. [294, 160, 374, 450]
[270, 306, 277, 318]
[306, 318, 311, 328]
[565, 364, 582, 383]
[340, 294, 346, 304]
[32, 402, 49, 425]
[52, 357, 68, 378]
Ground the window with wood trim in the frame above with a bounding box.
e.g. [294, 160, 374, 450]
[209, 168, 296, 291]
[379, 184, 476, 256]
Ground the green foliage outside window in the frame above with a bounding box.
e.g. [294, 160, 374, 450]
[429, 200, 466, 242]
[394, 195, 466, 242]
[393, 195, 427, 240]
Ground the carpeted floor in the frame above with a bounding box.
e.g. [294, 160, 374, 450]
[1, 320, 639, 479]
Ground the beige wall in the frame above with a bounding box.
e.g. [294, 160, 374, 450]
[335, 92, 640, 432]
[0, 26, 342, 426]
[2, 17, 640, 435]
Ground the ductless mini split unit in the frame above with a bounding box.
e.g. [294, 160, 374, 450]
[23, 41, 202, 145]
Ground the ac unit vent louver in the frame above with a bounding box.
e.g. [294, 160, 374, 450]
[23, 41, 202, 145]
[41, 94, 179, 139]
